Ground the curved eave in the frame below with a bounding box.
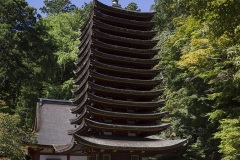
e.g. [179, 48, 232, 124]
[92, 60, 161, 76]
[75, 47, 90, 66]
[93, 39, 159, 55]
[68, 119, 88, 135]
[85, 118, 169, 132]
[90, 70, 163, 86]
[93, 29, 158, 47]
[89, 93, 165, 108]
[73, 67, 89, 85]
[73, 59, 90, 76]
[87, 105, 167, 120]
[75, 135, 188, 152]
[94, 9, 155, 29]
[72, 73, 88, 94]
[94, 20, 157, 38]
[53, 137, 76, 153]
[92, 49, 160, 66]
[71, 95, 88, 113]
[71, 86, 88, 104]
[77, 39, 91, 57]
[71, 79, 87, 95]
[94, 0, 155, 20]
[73, 56, 90, 75]
[79, 21, 93, 41]
[80, 9, 93, 32]
[78, 30, 92, 50]
[69, 107, 87, 124]
[89, 82, 164, 97]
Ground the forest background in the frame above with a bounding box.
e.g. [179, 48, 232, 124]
[0, 0, 240, 159]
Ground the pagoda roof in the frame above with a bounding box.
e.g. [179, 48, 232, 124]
[71, 95, 88, 113]
[80, 10, 93, 32]
[69, 107, 87, 124]
[89, 82, 164, 97]
[90, 70, 163, 86]
[71, 85, 88, 104]
[73, 59, 90, 76]
[93, 39, 159, 56]
[73, 69, 88, 85]
[91, 60, 162, 76]
[87, 105, 167, 120]
[68, 119, 88, 135]
[94, 20, 157, 38]
[85, 119, 169, 132]
[78, 30, 91, 50]
[94, 0, 155, 20]
[68, 118, 169, 135]
[72, 73, 88, 93]
[79, 18, 92, 40]
[93, 30, 158, 48]
[88, 93, 165, 108]
[77, 135, 187, 151]
[92, 48, 160, 66]
[54, 136, 187, 153]
[75, 48, 90, 67]
[94, 9, 155, 29]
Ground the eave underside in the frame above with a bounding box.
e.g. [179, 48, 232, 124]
[54, 135, 187, 153]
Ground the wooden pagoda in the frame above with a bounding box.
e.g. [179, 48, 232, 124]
[54, 0, 187, 159]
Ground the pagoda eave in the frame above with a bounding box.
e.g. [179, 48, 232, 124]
[94, 20, 157, 38]
[88, 93, 165, 108]
[87, 105, 167, 120]
[92, 49, 160, 66]
[94, 0, 155, 20]
[93, 30, 158, 47]
[90, 70, 163, 86]
[89, 82, 164, 97]
[85, 118, 170, 133]
[91, 60, 162, 76]
[75, 135, 187, 152]
[69, 107, 87, 124]
[92, 39, 159, 56]
[71, 96, 88, 113]
[94, 9, 155, 29]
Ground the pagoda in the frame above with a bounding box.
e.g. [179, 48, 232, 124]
[54, 0, 187, 159]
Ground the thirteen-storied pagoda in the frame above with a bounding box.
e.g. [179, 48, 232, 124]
[54, 0, 187, 159]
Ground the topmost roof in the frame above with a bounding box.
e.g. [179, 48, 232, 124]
[94, 0, 156, 20]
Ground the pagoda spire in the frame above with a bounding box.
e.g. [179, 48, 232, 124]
[112, 0, 121, 7]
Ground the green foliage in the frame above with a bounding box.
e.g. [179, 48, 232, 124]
[0, 0, 56, 127]
[153, 0, 240, 159]
[215, 118, 240, 160]
[0, 113, 36, 159]
[125, 2, 141, 11]
[41, 3, 91, 100]
[40, 0, 76, 16]
[0, 0, 91, 128]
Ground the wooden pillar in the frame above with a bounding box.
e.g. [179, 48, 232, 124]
[67, 154, 70, 160]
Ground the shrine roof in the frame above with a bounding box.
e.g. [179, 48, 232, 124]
[35, 99, 76, 146]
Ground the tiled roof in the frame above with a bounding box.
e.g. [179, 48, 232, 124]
[76, 135, 187, 151]
[35, 99, 76, 146]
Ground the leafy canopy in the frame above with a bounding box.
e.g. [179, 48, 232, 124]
[0, 113, 36, 159]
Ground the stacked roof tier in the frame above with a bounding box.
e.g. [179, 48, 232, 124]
[55, 0, 187, 156]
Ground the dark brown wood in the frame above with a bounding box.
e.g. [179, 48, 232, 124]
[53, 0, 187, 157]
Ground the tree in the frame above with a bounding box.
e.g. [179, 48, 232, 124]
[41, 3, 92, 100]
[0, 113, 36, 159]
[0, 0, 56, 127]
[152, 0, 240, 159]
[40, 0, 76, 16]
[125, 2, 141, 11]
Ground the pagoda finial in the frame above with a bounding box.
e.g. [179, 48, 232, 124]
[112, 0, 121, 7]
